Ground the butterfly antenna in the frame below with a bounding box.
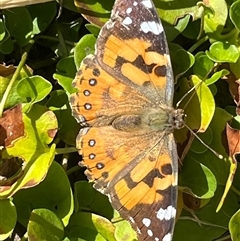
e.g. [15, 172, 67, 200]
[176, 81, 202, 109]
[184, 123, 223, 159]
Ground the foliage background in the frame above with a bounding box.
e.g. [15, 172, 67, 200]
[0, 0, 240, 240]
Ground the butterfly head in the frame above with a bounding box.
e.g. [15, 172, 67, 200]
[171, 109, 185, 130]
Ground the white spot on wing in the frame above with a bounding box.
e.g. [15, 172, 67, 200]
[155, 238, 159, 241]
[129, 216, 135, 223]
[156, 205, 176, 221]
[133, 1, 138, 6]
[123, 16, 132, 25]
[163, 233, 172, 241]
[142, 218, 151, 227]
[126, 7, 132, 14]
[140, 21, 163, 35]
[142, 0, 153, 8]
[147, 229, 153, 237]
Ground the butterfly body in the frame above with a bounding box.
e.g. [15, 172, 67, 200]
[70, 0, 185, 240]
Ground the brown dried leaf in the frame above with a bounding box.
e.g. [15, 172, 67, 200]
[0, 64, 16, 77]
[226, 123, 240, 160]
[0, 105, 24, 147]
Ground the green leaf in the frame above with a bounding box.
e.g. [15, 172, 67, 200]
[179, 157, 217, 198]
[190, 108, 231, 181]
[205, 69, 229, 85]
[114, 219, 138, 241]
[46, 90, 68, 111]
[85, 24, 101, 36]
[74, 0, 113, 27]
[206, 41, 239, 63]
[74, 181, 114, 220]
[28, 208, 64, 241]
[229, 209, 240, 241]
[230, 55, 240, 79]
[27, 2, 58, 34]
[53, 56, 76, 94]
[203, 0, 228, 37]
[171, 45, 195, 81]
[175, 76, 215, 133]
[46, 90, 78, 146]
[0, 66, 33, 109]
[0, 199, 17, 240]
[3, 7, 33, 46]
[13, 161, 74, 227]
[66, 212, 116, 241]
[0, 36, 14, 54]
[230, 0, 240, 31]
[17, 76, 52, 110]
[156, 0, 201, 40]
[0, 18, 5, 41]
[190, 127, 214, 154]
[193, 52, 214, 80]
[74, 34, 96, 69]
[163, 15, 191, 42]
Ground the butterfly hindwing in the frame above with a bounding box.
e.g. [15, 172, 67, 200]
[78, 125, 178, 241]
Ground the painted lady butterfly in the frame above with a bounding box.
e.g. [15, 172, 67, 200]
[70, 0, 185, 240]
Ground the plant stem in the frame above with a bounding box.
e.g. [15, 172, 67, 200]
[0, 52, 28, 117]
[188, 35, 209, 53]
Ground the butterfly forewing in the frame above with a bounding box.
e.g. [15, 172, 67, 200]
[70, 0, 184, 240]
[96, 0, 175, 107]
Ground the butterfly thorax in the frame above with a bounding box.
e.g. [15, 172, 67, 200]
[112, 108, 185, 132]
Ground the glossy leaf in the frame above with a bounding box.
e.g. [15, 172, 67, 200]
[74, 0, 113, 27]
[66, 212, 116, 241]
[203, 0, 228, 37]
[53, 56, 76, 94]
[230, 1, 240, 31]
[179, 157, 217, 199]
[114, 220, 138, 241]
[17, 75, 52, 111]
[193, 52, 214, 80]
[74, 181, 114, 220]
[0, 199, 17, 240]
[74, 34, 96, 69]
[171, 45, 195, 81]
[229, 209, 240, 241]
[13, 161, 74, 227]
[206, 41, 239, 63]
[3, 7, 33, 46]
[28, 208, 64, 241]
[176, 75, 215, 134]
[0, 18, 5, 41]
[27, 2, 57, 34]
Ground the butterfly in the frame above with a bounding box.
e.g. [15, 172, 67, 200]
[70, 0, 185, 240]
